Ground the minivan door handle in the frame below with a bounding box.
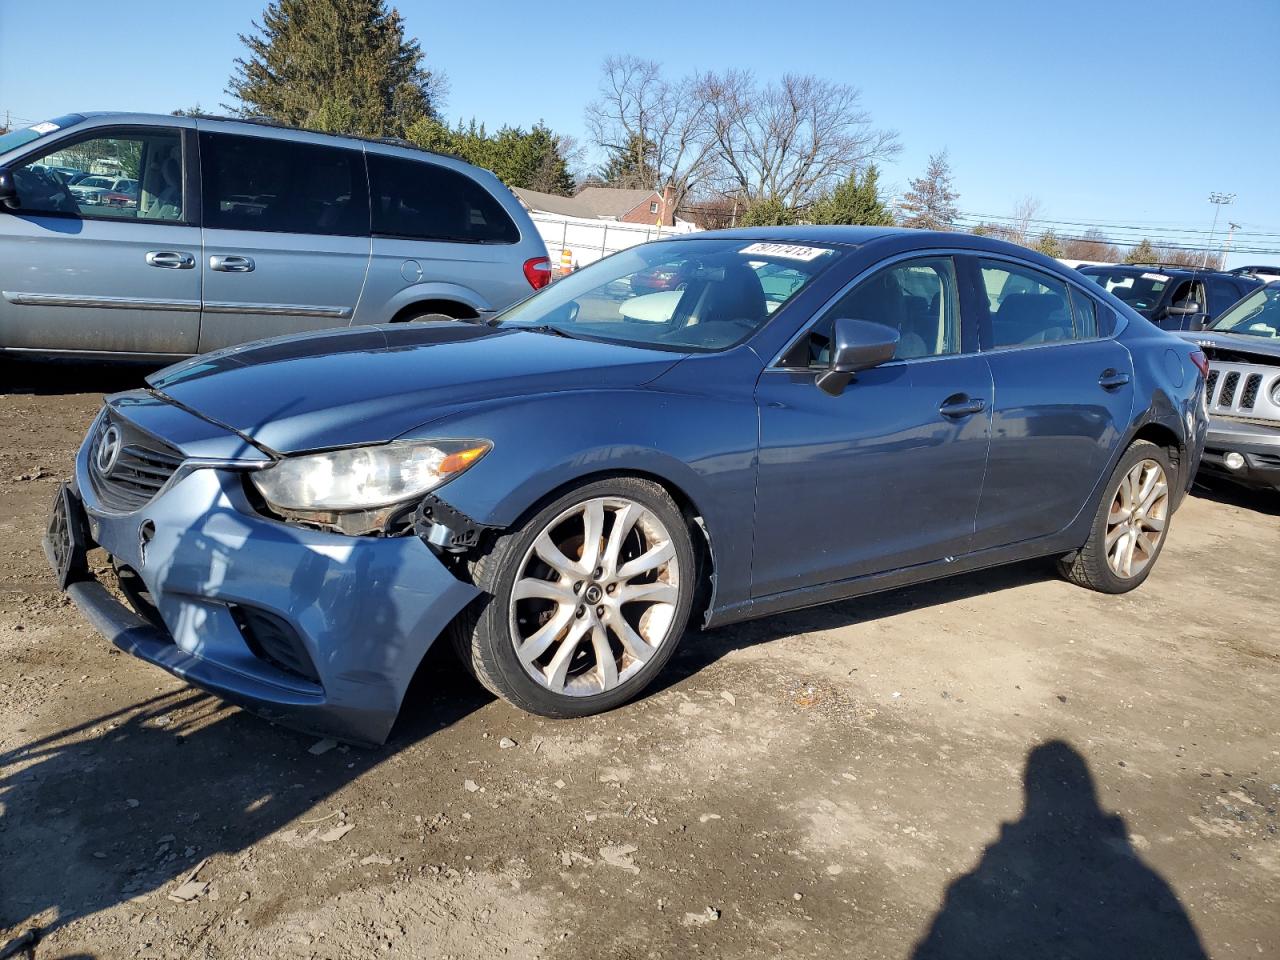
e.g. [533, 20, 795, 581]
[1098, 369, 1131, 390]
[145, 250, 195, 270]
[209, 255, 255, 273]
[939, 394, 986, 419]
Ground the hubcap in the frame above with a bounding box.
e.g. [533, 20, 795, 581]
[1105, 458, 1169, 579]
[509, 497, 680, 696]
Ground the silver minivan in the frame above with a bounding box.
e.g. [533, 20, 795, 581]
[0, 113, 550, 359]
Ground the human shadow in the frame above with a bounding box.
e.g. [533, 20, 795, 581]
[911, 740, 1209, 960]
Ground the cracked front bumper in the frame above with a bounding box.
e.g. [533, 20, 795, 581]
[52, 406, 480, 744]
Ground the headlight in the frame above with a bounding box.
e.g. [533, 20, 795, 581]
[250, 439, 491, 512]
[1272, 378, 1280, 406]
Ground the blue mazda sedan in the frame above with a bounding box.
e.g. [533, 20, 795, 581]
[47, 228, 1209, 742]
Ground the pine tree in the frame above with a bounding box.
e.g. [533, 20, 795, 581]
[406, 118, 575, 196]
[1034, 229, 1064, 258]
[899, 150, 960, 231]
[597, 133, 656, 189]
[740, 197, 798, 227]
[808, 165, 894, 226]
[1125, 238, 1158, 264]
[227, 0, 441, 138]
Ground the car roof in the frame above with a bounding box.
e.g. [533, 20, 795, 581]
[1079, 263, 1244, 280]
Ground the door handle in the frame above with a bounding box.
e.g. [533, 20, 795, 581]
[1098, 369, 1131, 390]
[209, 255, 255, 273]
[145, 250, 195, 270]
[939, 395, 986, 418]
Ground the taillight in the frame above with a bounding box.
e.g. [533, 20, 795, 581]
[1189, 349, 1209, 377]
[523, 257, 552, 290]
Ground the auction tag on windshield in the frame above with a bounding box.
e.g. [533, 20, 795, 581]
[1141, 272, 1170, 282]
[739, 242, 830, 262]
[29, 121, 60, 134]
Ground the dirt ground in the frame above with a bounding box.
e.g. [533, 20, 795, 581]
[0, 357, 1276, 960]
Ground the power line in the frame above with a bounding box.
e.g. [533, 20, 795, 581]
[955, 211, 1280, 240]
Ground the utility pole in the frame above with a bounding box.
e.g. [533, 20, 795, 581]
[1221, 221, 1240, 269]
[1205, 192, 1235, 268]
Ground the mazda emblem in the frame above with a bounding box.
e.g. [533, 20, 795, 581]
[95, 424, 123, 476]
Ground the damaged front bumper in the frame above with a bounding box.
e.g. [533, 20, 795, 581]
[46, 398, 481, 744]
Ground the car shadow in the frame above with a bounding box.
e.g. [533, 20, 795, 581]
[1190, 477, 1280, 516]
[1, 355, 164, 397]
[910, 740, 1209, 960]
[660, 558, 1053, 691]
[0, 640, 490, 951]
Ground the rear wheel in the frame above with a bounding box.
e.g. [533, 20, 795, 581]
[453, 477, 696, 718]
[1058, 439, 1173, 593]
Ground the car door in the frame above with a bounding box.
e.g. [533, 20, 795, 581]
[196, 128, 371, 352]
[0, 125, 200, 354]
[751, 255, 994, 598]
[967, 256, 1134, 552]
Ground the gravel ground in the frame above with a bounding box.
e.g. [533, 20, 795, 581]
[0, 357, 1276, 960]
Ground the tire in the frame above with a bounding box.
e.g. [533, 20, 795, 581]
[451, 476, 696, 718]
[405, 312, 458, 323]
[1058, 439, 1174, 593]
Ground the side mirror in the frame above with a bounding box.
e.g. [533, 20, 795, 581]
[0, 168, 16, 210]
[816, 317, 900, 396]
[1166, 299, 1203, 317]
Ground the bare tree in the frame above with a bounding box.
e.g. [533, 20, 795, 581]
[1005, 195, 1042, 247]
[1060, 228, 1122, 263]
[584, 55, 718, 206]
[700, 71, 898, 208]
[898, 150, 959, 230]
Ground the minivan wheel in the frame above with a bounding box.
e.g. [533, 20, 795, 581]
[1058, 439, 1173, 594]
[452, 477, 696, 718]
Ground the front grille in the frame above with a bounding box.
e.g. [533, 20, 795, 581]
[1240, 374, 1263, 409]
[1205, 369, 1219, 403]
[1219, 371, 1240, 407]
[88, 411, 185, 512]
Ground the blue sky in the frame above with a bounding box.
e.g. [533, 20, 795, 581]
[2, 0, 1277, 264]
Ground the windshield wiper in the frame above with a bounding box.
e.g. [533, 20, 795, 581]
[514, 324, 579, 340]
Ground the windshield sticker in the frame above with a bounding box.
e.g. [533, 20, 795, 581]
[739, 242, 830, 262]
[1141, 272, 1170, 282]
[28, 121, 60, 135]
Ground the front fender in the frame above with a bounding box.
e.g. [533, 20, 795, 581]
[416, 376, 761, 614]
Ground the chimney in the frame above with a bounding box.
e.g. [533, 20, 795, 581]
[660, 184, 676, 225]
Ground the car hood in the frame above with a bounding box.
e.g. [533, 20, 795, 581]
[147, 322, 685, 454]
[1176, 330, 1280, 364]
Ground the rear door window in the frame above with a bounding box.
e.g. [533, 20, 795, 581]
[368, 152, 519, 244]
[200, 132, 369, 236]
[978, 260, 1075, 347]
[1070, 286, 1099, 338]
[1205, 277, 1242, 316]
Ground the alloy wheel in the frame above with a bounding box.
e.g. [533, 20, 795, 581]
[509, 497, 681, 696]
[1104, 458, 1169, 579]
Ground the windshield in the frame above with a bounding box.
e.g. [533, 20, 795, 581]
[1210, 285, 1280, 338]
[0, 114, 86, 157]
[1081, 268, 1170, 317]
[496, 237, 838, 352]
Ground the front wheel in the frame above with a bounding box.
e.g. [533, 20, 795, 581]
[453, 477, 696, 718]
[1058, 440, 1173, 593]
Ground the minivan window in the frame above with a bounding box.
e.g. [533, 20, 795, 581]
[201, 132, 368, 236]
[368, 152, 519, 244]
[979, 260, 1075, 347]
[12, 130, 183, 221]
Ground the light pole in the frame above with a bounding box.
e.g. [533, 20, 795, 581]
[1205, 192, 1235, 268]
[1222, 221, 1240, 268]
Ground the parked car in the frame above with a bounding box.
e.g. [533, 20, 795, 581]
[0, 112, 550, 359]
[45, 228, 1207, 743]
[1177, 281, 1280, 493]
[69, 174, 134, 205]
[1078, 263, 1263, 332]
